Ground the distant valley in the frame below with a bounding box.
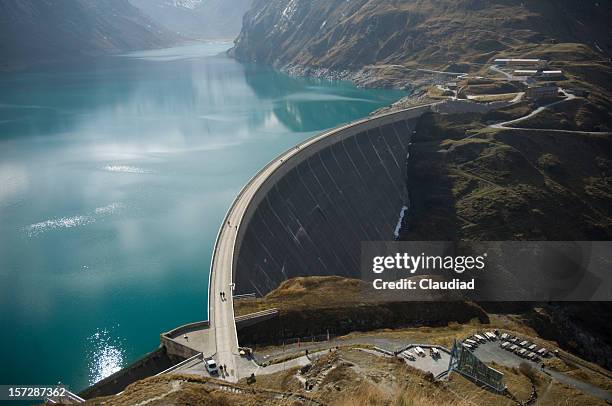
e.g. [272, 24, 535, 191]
[0, 0, 177, 69]
[0, 0, 252, 70]
[129, 0, 252, 40]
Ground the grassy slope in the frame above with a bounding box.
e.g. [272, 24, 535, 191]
[86, 366, 607, 406]
[234, 276, 489, 346]
[401, 112, 612, 241]
[89, 347, 608, 405]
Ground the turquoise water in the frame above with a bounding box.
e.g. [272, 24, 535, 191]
[0, 42, 404, 391]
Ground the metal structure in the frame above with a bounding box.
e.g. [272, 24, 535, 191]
[448, 340, 506, 393]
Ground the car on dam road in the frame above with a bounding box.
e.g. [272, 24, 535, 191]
[205, 359, 219, 376]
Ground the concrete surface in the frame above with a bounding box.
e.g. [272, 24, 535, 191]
[399, 347, 451, 377]
[167, 327, 214, 357]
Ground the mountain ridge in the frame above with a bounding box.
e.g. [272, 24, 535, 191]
[0, 0, 178, 69]
[230, 0, 612, 81]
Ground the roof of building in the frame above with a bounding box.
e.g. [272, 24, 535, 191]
[527, 85, 558, 91]
[494, 58, 542, 62]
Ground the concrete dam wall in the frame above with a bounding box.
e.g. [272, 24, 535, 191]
[233, 104, 434, 295]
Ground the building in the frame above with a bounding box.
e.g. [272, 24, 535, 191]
[514, 69, 539, 76]
[541, 70, 564, 79]
[525, 85, 559, 99]
[494, 58, 547, 68]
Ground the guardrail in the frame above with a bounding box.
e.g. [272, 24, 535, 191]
[233, 293, 257, 300]
[46, 390, 85, 404]
[234, 308, 278, 323]
[372, 346, 395, 356]
[155, 352, 204, 376]
[162, 320, 210, 339]
[235, 308, 279, 330]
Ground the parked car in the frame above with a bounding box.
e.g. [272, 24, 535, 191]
[537, 348, 549, 357]
[465, 339, 478, 347]
[205, 359, 219, 375]
[403, 350, 416, 361]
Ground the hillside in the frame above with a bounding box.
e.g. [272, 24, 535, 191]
[234, 276, 488, 346]
[230, 0, 611, 82]
[401, 112, 612, 241]
[129, 0, 252, 40]
[87, 276, 612, 406]
[0, 0, 178, 69]
[229, 0, 612, 241]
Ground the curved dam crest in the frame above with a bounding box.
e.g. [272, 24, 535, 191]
[230, 104, 435, 295]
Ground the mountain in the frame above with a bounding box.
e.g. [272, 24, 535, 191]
[0, 0, 178, 69]
[230, 0, 611, 74]
[129, 0, 252, 40]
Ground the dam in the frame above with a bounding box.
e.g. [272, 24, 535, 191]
[232, 104, 434, 295]
[79, 102, 442, 398]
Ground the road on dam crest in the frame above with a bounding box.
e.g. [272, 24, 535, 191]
[207, 102, 440, 381]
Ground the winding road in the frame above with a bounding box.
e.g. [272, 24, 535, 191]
[489, 89, 611, 135]
[490, 88, 575, 130]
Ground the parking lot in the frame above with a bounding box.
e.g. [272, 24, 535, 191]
[469, 335, 612, 402]
[399, 346, 451, 377]
[473, 340, 541, 369]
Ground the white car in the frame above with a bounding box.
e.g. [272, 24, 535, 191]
[205, 359, 219, 375]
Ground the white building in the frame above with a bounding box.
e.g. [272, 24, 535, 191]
[494, 58, 547, 68]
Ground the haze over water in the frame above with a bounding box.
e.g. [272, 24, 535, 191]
[0, 42, 404, 390]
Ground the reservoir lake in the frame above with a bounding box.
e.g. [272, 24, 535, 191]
[0, 42, 404, 390]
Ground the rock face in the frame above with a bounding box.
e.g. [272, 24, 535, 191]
[0, 0, 177, 68]
[230, 0, 611, 74]
[129, 0, 253, 39]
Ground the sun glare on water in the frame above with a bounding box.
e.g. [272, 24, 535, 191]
[87, 328, 125, 385]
